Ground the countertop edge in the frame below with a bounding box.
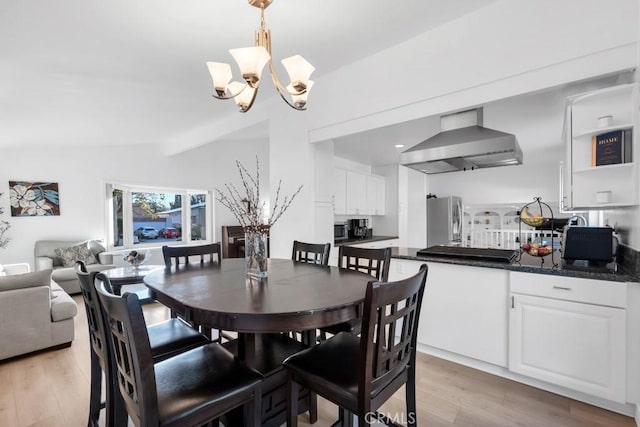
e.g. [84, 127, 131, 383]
[391, 247, 639, 283]
[335, 236, 398, 246]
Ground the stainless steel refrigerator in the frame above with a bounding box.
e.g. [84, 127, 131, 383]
[426, 196, 463, 246]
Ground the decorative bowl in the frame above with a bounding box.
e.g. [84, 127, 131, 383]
[519, 207, 545, 227]
[124, 250, 149, 267]
[521, 242, 553, 257]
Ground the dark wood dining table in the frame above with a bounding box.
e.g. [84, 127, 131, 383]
[143, 258, 373, 426]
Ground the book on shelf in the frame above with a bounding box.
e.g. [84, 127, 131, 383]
[591, 128, 632, 167]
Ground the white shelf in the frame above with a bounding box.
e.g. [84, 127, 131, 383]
[573, 123, 634, 139]
[573, 162, 635, 174]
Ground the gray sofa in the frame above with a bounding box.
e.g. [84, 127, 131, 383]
[0, 263, 78, 360]
[35, 239, 115, 294]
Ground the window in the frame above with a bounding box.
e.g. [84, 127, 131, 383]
[106, 184, 213, 249]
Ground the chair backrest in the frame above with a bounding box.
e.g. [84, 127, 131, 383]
[291, 240, 331, 266]
[359, 264, 428, 403]
[162, 243, 221, 267]
[94, 272, 158, 426]
[337, 245, 391, 281]
[75, 261, 110, 370]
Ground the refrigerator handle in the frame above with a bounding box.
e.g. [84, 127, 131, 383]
[453, 198, 463, 241]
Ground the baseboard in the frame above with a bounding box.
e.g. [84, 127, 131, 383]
[416, 343, 636, 418]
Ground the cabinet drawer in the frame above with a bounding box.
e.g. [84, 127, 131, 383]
[510, 271, 626, 308]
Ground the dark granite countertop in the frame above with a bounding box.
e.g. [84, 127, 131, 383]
[335, 235, 398, 246]
[391, 247, 639, 283]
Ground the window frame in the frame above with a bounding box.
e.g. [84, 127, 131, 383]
[105, 182, 213, 250]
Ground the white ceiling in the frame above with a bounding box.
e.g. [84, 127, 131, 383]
[0, 0, 496, 150]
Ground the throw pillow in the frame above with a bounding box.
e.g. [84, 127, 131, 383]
[55, 242, 98, 267]
[0, 268, 52, 292]
[0, 264, 4, 277]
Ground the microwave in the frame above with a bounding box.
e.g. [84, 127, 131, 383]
[334, 223, 348, 240]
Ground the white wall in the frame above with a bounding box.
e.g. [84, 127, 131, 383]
[0, 139, 268, 268]
[372, 164, 399, 236]
[309, 0, 637, 143]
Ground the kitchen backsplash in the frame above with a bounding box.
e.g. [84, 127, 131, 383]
[616, 244, 640, 278]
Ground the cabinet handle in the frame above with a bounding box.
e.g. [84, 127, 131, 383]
[511, 296, 514, 309]
[553, 286, 572, 291]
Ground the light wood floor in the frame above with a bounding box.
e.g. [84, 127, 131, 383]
[0, 295, 635, 427]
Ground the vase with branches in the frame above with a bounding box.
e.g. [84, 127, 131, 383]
[216, 157, 302, 277]
[0, 192, 10, 249]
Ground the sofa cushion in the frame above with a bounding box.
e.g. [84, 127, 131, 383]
[50, 281, 78, 321]
[0, 269, 52, 292]
[35, 239, 107, 267]
[54, 242, 98, 267]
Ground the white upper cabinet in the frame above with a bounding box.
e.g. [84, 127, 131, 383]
[332, 168, 347, 214]
[562, 83, 639, 209]
[332, 168, 386, 216]
[366, 174, 386, 216]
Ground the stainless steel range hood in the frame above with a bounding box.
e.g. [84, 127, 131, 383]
[399, 108, 522, 174]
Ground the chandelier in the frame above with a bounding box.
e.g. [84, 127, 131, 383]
[206, 0, 315, 113]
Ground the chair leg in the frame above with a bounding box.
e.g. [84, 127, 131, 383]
[87, 351, 102, 427]
[106, 371, 129, 427]
[406, 364, 417, 427]
[308, 391, 318, 424]
[248, 383, 262, 427]
[339, 408, 356, 427]
[287, 374, 299, 427]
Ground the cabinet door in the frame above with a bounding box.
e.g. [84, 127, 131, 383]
[365, 175, 377, 215]
[332, 169, 347, 214]
[345, 171, 366, 215]
[509, 294, 626, 403]
[366, 175, 386, 216]
[375, 176, 385, 215]
[390, 260, 509, 367]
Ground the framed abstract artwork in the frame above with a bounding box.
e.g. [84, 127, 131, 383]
[9, 181, 60, 216]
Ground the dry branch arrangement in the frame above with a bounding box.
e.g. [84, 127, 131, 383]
[215, 157, 303, 231]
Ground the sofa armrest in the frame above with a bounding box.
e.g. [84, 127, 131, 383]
[98, 252, 113, 265]
[2, 263, 31, 275]
[35, 256, 54, 271]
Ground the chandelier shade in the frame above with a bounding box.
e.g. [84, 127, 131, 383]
[206, 0, 315, 113]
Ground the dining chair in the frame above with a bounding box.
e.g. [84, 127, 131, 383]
[162, 242, 222, 266]
[94, 273, 264, 427]
[319, 245, 391, 340]
[291, 240, 331, 266]
[289, 240, 331, 422]
[284, 264, 428, 427]
[161, 243, 232, 341]
[76, 263, 210, 427]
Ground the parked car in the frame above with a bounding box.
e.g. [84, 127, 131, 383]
[135, 226, 158, 239]
[159, 227, 179, 238]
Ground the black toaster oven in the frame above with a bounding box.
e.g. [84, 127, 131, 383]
[562, 227, 613, 264]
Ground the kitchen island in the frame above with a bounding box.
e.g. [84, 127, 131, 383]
[387, 246, 640, 420]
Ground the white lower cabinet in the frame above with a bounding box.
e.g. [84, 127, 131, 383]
[509, 272, 627, 403]
[391, 259, 509, 367]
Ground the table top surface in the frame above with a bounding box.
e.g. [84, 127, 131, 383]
[143, 258, 374, 332]
[102, 264, 165, 281]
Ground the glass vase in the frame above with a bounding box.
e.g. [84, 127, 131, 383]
[244, 226, 269, 277]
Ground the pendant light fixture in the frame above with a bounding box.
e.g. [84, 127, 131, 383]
[206, 0, 315, 113]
